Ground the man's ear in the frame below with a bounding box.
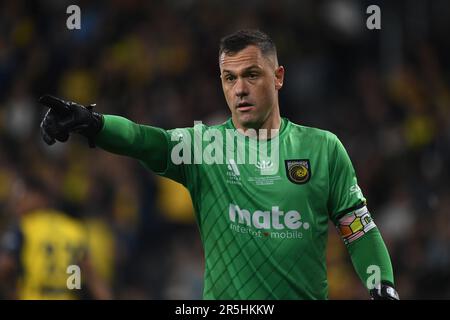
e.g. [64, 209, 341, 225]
[275, 66, 284, 90]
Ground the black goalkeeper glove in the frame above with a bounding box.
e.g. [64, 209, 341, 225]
[39, 95, 104, 148]
[370, 281, 400, 300]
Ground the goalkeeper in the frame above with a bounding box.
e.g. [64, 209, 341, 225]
[39, 29, 399, 300]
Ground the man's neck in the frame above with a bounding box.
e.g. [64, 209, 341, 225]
[232, 112, 282, 140]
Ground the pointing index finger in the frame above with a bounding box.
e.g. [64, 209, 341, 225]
[38, 94, 70, 115]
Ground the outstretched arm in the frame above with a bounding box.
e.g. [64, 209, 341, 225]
[95, 115, 169, 172]
[39, 95, 169, 173]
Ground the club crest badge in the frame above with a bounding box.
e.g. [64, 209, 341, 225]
[285, 159, 311, 184]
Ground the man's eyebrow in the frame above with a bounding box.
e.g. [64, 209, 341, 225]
[222, 65, 263, 74]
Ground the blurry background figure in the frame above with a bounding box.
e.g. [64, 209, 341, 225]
[0, 174, 111, 299]
[156, 176, 195, 224]
[0, 0, 450, 298]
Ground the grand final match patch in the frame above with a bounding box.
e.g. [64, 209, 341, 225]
[285, 159, 311, 184]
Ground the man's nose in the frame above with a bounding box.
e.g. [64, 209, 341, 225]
[234, 78, 249, 98]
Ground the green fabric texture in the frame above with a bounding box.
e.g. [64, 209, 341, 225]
[95, 115, 168, 172]
[347, 227, 395, 289]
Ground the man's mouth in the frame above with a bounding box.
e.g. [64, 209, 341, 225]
[236, 102, 254, 111]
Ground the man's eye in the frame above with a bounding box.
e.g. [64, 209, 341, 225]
[225, 76, 235, 82]
[248, 73, 258, 79]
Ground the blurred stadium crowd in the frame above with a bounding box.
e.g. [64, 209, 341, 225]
[0, 0, 449, 299]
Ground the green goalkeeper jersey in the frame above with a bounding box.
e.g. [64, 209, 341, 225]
[96, 116, 373, 299]
[157, 117, 366, 299]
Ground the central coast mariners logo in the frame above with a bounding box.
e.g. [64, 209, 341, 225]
[285, 159, 311, 184]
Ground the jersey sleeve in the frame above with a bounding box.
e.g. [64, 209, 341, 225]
[153, 126, 198, 186]
[95, 115, 196, 186]
[347, 227, 395, 290]
[327, 134, 367, 224]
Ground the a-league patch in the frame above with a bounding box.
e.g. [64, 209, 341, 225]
[336, 206, 376, 245]
[285, 159, 311, 184]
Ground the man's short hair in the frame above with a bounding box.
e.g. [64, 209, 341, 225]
[219, 29, 277, 60]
